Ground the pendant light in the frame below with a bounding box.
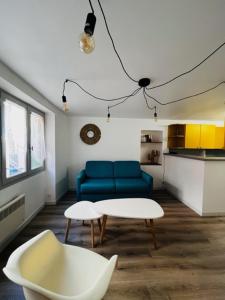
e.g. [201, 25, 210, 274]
[79, 2, 96, 54]
[62, 0, 225, 120]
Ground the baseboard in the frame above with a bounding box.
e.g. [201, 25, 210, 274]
[45, 201, 57, 205]
[0, 204, 45, 253]
[202, 211, 225, 216]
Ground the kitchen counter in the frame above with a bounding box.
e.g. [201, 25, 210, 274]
[164, 154, 225, 216]
[164, 153, 225, 161]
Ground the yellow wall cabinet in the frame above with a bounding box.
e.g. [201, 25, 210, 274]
[185, 124, 201, 148]
[168, 124, 224, 149]
[215, 127, 225, 149]
[200, 125, 216, 149]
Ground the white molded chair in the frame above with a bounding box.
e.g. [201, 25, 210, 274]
[3, 230, 117, 300]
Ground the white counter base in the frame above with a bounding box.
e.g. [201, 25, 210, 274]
[164, 155, 225, 216]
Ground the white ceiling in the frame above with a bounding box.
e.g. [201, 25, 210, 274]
[0, 0, 225, 120]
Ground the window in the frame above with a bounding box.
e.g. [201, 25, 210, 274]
[0, 91, 45, 187]
[3, 99, 27, 179]
[30, 111, 45, 170]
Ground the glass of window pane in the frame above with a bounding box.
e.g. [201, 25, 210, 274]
[4, 100, 27, 178]
[30, 112, 45, 170]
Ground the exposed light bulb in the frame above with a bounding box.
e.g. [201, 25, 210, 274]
[154, 107, 158, 122]
[63, 102, 69, 113]
[106, 107, 111, 122]
[107, 112, 111, 123]
[62, 95, 69, 113]
[80, 12, 96, 54]
[79, 32, 95, 54]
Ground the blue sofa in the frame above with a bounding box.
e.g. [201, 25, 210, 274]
[76, 160, 153, 201]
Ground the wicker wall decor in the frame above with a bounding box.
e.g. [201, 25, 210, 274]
[80, 124, 101, 145]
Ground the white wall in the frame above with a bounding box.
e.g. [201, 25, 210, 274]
[55, 113, 69, 200]
[68, 116, 168, 190]
[0, 172, 47, 219]
[0, 60, 69, 249]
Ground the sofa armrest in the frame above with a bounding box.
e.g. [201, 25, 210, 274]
[76, 170, 86, 201]
[141, 171, 153, 193]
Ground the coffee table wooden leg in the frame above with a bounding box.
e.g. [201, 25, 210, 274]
[144, 219, 149, 227]
[150, 219, 158, 249]
[100, 215, 108, 244]
[82, 220, 85, 226]
[91, 220, 95, 248]
[97, 218, 102, 233]
[65, 218, 71, 243]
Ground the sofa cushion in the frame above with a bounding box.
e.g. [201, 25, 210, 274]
[80, 179, 115, 194]
[85, 161, 114, 178]
[114, 161, 141, 178]
[115, 178, 149, 193]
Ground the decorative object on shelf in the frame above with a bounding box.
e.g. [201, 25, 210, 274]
[151, 150, 156, 164]
[141, 130, 163, 165]
[148, 150, 160, 164]
[155, 150, 160, 164]
[62, 0, 225, 118]
[141, 135, 147, 143]
[80, 124, 101, 145]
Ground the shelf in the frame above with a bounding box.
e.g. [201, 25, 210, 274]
[141, 142, 162, 144]
[168, 135, 184, 138]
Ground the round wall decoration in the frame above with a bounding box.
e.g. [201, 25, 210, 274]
[80, 124, 101, 145]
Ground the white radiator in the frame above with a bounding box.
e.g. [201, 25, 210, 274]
[0, 194, 25, 244]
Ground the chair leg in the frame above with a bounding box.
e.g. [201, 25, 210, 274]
[65, 218, 71, 243]
[82, 220, 85, 226]
[97, 218, 102, 233]
[91, 220, 95, 248]
[144, 219, 149, 227]
[150, 219, 158, 249]
[100, 215, 108, 244]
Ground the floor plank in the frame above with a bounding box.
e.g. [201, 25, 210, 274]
[1, 190, 225, 299]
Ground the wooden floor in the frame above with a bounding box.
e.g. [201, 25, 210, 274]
[1, 190, 225, 299]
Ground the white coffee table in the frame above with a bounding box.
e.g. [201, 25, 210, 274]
[64, 201, 103, 248]
[94, 198, 164, 249]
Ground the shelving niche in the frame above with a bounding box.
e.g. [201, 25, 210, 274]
[140, 130, 163, 165]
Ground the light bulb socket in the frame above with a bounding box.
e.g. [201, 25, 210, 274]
[62, 95, 67, 103]
[107, 113, 110, 118]
[154, 112, 157, 118]
[84, 13, 96, 36]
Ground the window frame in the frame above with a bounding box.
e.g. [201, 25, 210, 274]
[28, 106, 45, 175]
[0, 90, 45, 189]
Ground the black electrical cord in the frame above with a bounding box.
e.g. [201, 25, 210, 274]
[144, 81, 225, 105]
[108, 88, 141, 110]
[143, 88, 155, 110]
[63, 79, 139, 102]
[146, 41, 225, 90]
[62, 0, 225, 117]
[97, 0, 138, 83]
[88, 0, 94, 13]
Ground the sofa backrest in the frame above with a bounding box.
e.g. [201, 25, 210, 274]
[114, 161, 141, 178]
[86, 161, 114, 178]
